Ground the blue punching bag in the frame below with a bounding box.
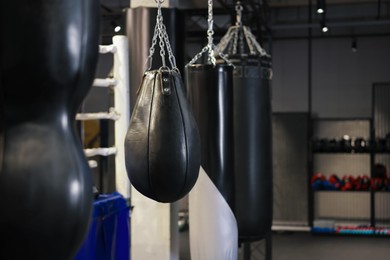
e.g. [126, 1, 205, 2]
[0, 0, 99, 258]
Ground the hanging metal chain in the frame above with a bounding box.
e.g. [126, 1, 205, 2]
[243, 26, 267, 56]
[206, 0, 216, 65]
[235, 1, 243, 27]
[233, 1, 243, 54]
[214, 0, 268, 58]
[161, 22, 177, 69]
[157, 6, 167, 68]
[145, 0, 177, 71]
[214, 26, 235, 55]
[146, 21, 159, 70]
[187, 0, 234, 67]
[237, 3, 245, 54]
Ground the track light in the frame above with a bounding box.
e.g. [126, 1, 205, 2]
[352, 38, 357, 52]
[320, 20, 328, 33]
[111, 20, 122, 33]
[317, 0, 326, 14]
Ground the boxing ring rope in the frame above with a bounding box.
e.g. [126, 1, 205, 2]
[76, 108, 121, 121]
[92, 78, 118, 88]
[76, 35, 131, 199]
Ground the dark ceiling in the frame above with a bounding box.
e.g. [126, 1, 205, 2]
[99, 0, 390, 43]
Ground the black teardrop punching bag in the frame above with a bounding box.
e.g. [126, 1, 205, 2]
[124, 2, 201, 203]
[0, 0, 99, 259]
[230, 55, 273, 242]
[125, 69, 201, 203]
[185, 64, 235, 208]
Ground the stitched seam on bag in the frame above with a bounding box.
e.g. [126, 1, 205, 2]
[147, 71, 159, 201]
[172, 72, 189, 198]
[0, 69, 3, 174]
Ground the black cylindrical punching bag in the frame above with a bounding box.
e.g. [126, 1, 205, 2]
[0, 0, 99, 258]
[185, 64, 235, 208]
[230, 55, 273, 242]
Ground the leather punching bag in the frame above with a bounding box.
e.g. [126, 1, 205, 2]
[0, 0, 99, 259]
[125, 69, 201, 203]
[185, 64, 235, 208]
[230, 55, 273, 242]
[124, 2, 201, 203]
[186, 63, 238, 260]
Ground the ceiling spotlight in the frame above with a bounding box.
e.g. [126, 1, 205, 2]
[351, 38, 357, 52]
[320, 19, 328, 33]
[317, 0, 326, 14]
[114, 25, 121, 33]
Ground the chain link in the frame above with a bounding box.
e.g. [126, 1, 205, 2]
[145, 0, 177, 71]
[206, 0, 216, 65]
[235, 2, 244, 54]
[214, 1, 268, 58]
[235, 1, 243, 27]
[187, 0, 232, 67]
[244, 26, 267, 56]
[157, 8, 167, 67]
[214, 26, 234, 55]
[161, 23, 177, 68]
[216, 47, 235, 67]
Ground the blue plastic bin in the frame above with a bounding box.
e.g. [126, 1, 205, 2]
[75, 192, 130, 260]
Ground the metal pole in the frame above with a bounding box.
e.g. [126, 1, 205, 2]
[266, 232, 272, 260]
[113, 35, 131, 199]
[243, 242, 251, 260]
[308, 0, 314, 228]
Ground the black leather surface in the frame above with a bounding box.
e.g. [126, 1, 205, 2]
[231, 55, 273, 242]
[186, 57, 273, 242]
[125, 70, 201, 203]
[0, 0, 99, 259]
[185, 64, 235, 208]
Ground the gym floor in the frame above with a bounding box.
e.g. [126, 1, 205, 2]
[180, 230, 390, 260]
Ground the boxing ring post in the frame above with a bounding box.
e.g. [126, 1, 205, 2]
[73, 35, 131, 258]
[112, 36, 131, 200]
[76, 35, 131, 200]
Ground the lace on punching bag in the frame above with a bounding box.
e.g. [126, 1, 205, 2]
[124, 0, 201, 203]
[215, 1, 274, 242]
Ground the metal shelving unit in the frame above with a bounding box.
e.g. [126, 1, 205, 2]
[309, 115, 390, 236]
[310, 119, 374, 233]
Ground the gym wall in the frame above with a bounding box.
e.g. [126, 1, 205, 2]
[272, 113, 309, 227]
[272, 36, 390, 117]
